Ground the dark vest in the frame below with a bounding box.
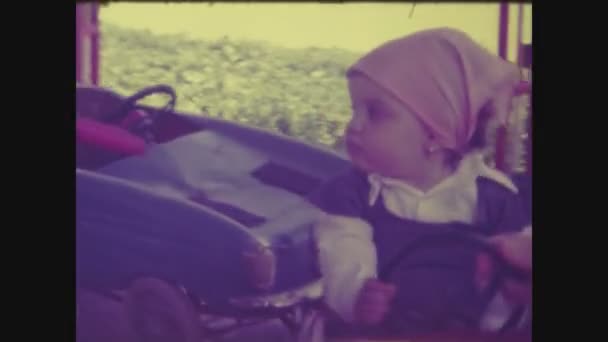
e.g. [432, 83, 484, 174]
[309, 169, 531, 336]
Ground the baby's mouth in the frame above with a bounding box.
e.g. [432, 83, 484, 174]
[347, 140, 368, 162]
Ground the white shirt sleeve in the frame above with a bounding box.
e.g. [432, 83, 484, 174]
[314, 213, 377, 323]
[480, 293, 514, 331]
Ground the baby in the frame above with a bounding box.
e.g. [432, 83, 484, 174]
[310, 28, 532, 338]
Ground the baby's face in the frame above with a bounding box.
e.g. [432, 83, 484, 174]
[345, 74, 430, 179]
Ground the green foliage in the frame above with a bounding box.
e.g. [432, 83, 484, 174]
[100, 24, 358, 148]
[99, 24, 529, 171]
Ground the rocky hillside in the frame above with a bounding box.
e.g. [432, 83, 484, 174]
[99, 23, 527, 171]
[100, 23, 359, 148]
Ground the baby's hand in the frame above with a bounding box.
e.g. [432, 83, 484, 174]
[491, 233, 532, 272]
[476, 233, 532, 305]
[354, 278, 397, 325]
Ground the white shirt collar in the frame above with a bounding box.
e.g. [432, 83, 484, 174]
[366, 153, 518, 223]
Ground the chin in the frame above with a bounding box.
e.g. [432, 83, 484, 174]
[351, 157, 378, 175]
[348, 149, 389, 175]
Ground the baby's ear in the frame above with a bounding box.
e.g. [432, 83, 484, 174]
[421, 126, 440, 153]
[424, 140, 443, 156]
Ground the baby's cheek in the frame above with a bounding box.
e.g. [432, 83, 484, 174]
[373, 145, 406, 167]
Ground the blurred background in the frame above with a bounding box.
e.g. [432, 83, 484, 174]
[84, 2, 531, 150]
[76, 6, 533, 339]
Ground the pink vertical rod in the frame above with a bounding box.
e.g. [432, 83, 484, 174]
[76, 5, 83, 83]
[91, 3, 100, 85]
[518, 4, 531, 174]
[495, 3, 510, 171]
[517, 4, 532, 174]
[498, 2, 509, 60]
[517, 3, 524, 66]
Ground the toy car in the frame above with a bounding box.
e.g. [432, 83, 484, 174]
[76, 84, 351, 341]
[76, 84, 531, 342]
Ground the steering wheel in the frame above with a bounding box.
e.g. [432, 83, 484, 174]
[107, 85, 177, 142]
[378, 231, 530, 336]
[109, 84, 177, 121]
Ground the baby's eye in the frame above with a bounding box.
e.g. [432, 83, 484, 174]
[367, 103, 388, 121]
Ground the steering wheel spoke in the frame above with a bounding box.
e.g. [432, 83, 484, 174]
[107, 85, 177, 142]
[379, 231, 529, 336]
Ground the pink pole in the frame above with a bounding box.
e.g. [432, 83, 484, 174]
[495, 3, 510, 172]
[517, 4, 524, 66]
[76, 5, 83, 83]
[498, 3, 509, 60]
[91, 4, 100, 85]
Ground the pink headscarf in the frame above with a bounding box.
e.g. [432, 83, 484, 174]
[347, 28, 521, 153]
